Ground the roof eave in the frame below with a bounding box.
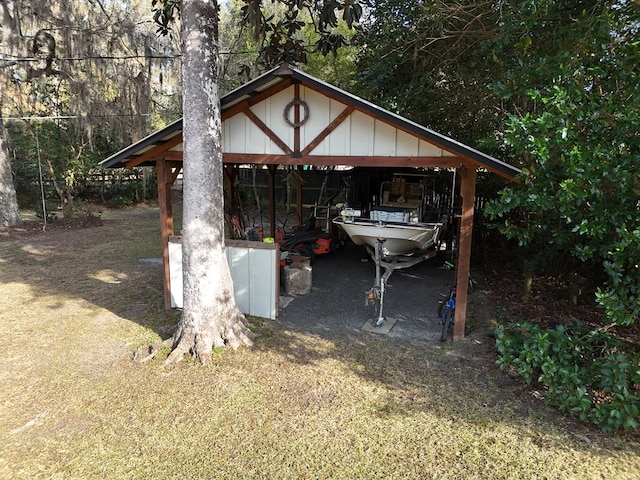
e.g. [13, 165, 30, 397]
[287, 66, 521, 179]
[100, 63, 521, 180]
[99, 117, 183, 168]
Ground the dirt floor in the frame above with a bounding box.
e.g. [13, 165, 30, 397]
[277, 243, 459, 341]
[236, 202, 488, 342]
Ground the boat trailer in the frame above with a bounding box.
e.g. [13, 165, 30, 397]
[365, 238, 438, 327]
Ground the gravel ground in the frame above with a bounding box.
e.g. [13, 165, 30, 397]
[276, 241, 456, 343]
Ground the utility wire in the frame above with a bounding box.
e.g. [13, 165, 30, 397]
[0, 53, 182, 62]
[2, 113, 159, 121]
[0, 49, 259, 64]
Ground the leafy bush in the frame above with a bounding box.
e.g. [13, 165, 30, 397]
[63, 201, 101, 220]
[34, 199, 60, 222]
[495, 321, 640, 432]
[106, 195, 134, 209]
[484, 2, 640, 328]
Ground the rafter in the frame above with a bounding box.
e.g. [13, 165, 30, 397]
[301, 105, 355, 156]
[125, 134, 182, 168]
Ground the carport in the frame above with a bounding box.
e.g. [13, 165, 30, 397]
[101, 63, 520, 339]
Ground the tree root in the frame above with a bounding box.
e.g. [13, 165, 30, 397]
[163, 343, 188, 366]
[135, 310, 257, 367]
[132, 337, 173, 364]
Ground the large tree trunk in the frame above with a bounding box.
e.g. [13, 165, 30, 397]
[165, 0, 253, 365]
[0, 120, 22, 227]
[1, 4, 23, 228]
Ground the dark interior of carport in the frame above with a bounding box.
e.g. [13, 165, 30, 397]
[100, 63, 520, 340]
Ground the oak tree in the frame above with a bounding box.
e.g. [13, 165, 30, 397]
[151, 0, 363, 363]
[0, 1, 22, 226]
[163, 0, 255, 364]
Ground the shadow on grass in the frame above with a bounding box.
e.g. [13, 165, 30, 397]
[0, 205, 179, 336]
[1, 204, 638, 459]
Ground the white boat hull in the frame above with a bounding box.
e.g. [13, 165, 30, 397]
[333, 217, 443, 257]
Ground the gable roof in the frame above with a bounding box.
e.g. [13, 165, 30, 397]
[101, 63, 520, 180]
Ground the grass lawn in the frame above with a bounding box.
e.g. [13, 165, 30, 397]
[1, 205, 638, 479]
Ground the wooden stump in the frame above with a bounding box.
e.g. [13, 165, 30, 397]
[282, 263, 312, 295]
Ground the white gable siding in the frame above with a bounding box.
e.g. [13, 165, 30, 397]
[224, 114, 246, 153]
[348, 111, 374, 156]
[218, 84, 460, 160]
[373, 120, 397, 156]
[247, 110, 267, 153]
[418, 139, 442, 156]
[300, 88, 333, 148]
[327, 112, 350, 156]
[396, 129, 420, 156]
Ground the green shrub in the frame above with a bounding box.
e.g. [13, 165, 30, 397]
[107, 195, 133, 209]
[495, 321, 640, 432]
[34, 199, 60, 222]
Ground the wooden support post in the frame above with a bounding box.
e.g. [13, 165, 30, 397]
[294, 83, 301, 155]
[223, 164, 237, 207]
[267, 164, 277, 238]
[296, 165, 303, 224]
[157, 157, 175, 310]
[453, 165, 477, 340]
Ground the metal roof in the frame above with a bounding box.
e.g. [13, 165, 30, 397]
[100, 63, 521, 179]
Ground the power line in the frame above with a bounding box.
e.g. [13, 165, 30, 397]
[2, 113, 159, 121]
[0, 48, 259, 64]
[0, 53, 182, 63]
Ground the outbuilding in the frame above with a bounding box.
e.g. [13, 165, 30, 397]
[101, 63, 520, 339]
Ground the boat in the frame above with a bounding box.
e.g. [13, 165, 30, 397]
[331, 174, 448, 327]
[332, 173, 445, 258]
[332, 216, 443, 257]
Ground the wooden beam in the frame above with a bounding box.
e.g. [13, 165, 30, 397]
[163, 151, 465, 170]
[223, 164, 237, 207]
[296, 165, 303, 224]
[301, 105, 355, 156]
[267, 164, 277, 238]
[124, 144, 514, 179]
[303, 155, 463, 168]
[453, 164, 477, 340]
[294, 84, 301, 154]
[157, 156, 177, 310]
[221, 153, 464, 168]
[243, 108, 293, 155]
[125, 134, 183, 169]
[166, 161, 182, 185]
[124, 139, 509, 179]
[164, 151, 183, 161]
